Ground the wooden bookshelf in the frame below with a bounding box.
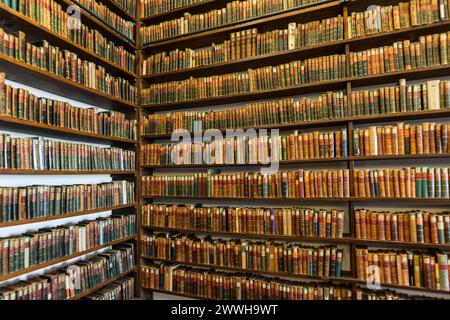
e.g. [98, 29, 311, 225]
[142, 257, 450, 296]
[141, 153, 450, 169]
[141, 109, 450, 140]
[0, 235, 136, 282]
[143, 196, 450, 203]
[70, 267, 137, 300]
[0, 0, 141, 301]
[142, 20, 450, 83]
[100, 0, 136, 21]
[142, 65, 450, 111]
[143, 226, 450, 250]
[66, 0, 136, 45]
[0, 203, 137, 228]
[142, 0, 340, 50]
[0, 169, 136, 175]
[0, 54, 137, 111]
[0, 115, 137, 145]
[0, 2, 135, 79]
[141, 0, 218, 24]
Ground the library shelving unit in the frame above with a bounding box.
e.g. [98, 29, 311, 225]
[138, 0, 450, 300]
[0, 0, 140, 300]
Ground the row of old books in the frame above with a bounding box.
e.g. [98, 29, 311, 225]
[142, 204, 450, 245]
[355, 249, 450, 291]
[347, 0, 449, 39]
[84, 277, 134, 300]
[0, 0, 136, 72]
[141, 79, 450, 136]
[142, 53, 346, 104]
[142, 233, 344, 277]
[355, 209, 450, 244]
[141, 128, 348, 166]
[142, 121, 450, 166]
[353, 122, 450, 157]
[140, 0, 210, 17]
[0, 74, 137, 141]
[142, 0, 450, 76]
[0, 244, 135, 300]
[0, 134, 136, 171]
[141, 263, 428, 299]
[142, 32, 447, 105]
[0, 214, 136, 276]
[114, 0, 137, 19]
[349, 33, 450, 77]
[142, 17, 344, 75]
[0, 180, 135, 223]
[75, 0, 136, 41]
[142, 205, 345, 239]
[142, 169, 351, 198]
[142, 167, 450, 199]
[140, 0, 325, 43]
[0, 28, 137, 103]
[353, 167, 450, 198]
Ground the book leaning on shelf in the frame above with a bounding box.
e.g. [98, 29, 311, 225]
[140, 0, 209, 17]
[0, 0, 136, 71]
[141, 264, 353, 300]
[0, 28, 137, 103]
[0, 134, 136, 171]
[84, 277, 134, 300]
[355, 209, 450, 245]
[74, 0, 136, 41]
[142, 232, 345, 277]
[142, 16, 344, 75]
[347, 0, 450, 39]
[353, 166, 450, 198]
[140, 0, 340, 43]
[353, 121, 450, 157]
[0, 214, 136, 276]
[142, 204, 345, 239]
[0, 74, 137, 140]
[142, 128, 348, 166]
[141, 79, 450, 136]
[0, 180, 135, 223]
[355, 248, 450, 291]
[0, 244, 135, 300]
[141, 53, 346, 104]
[142, 169, 351, 198]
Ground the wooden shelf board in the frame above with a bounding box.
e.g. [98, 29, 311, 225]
[0, 54, 137, 111]
[0, 203, 137, 228]
[0, 236, 137, 282]
[0, 115, 137, 145]
[0, 2, 136, 79]
[70, 267, 137, 300]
